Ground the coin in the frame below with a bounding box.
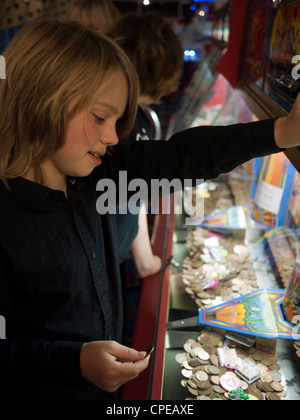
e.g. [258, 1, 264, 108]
[187, 385, 199, 396]
[197, 395, 211, 400]
[211, 376, 221, 385]
[261, 382, 274, 393]
[213, 385, 225, 394]
[210, 355, 220, 366]
[261, 373, 273, 383]
[271, 382, 284, 393]
[266, 392, 281, 401]
[270, 363, 281, 371]
[197, 350, 210, 361]
[252, 352, 264, 362]
[208, 365, 220, 375]
[187, 379, 198, 389]
[182, 360, 193, 370]
[195, 371, 209, 382]
[182, 369, 193, 379]
[197, 380, 211, 390]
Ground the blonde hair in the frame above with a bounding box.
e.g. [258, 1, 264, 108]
[109, 13, 183, 101]
[69, 0, 121, 34]
[0, 18, 139, 185]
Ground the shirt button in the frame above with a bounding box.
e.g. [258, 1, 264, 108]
[91, 251, 97, 259]
[102, 294, 106, 302]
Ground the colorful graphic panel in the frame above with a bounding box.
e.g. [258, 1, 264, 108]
[198, 289, 300, 340]
[242, 0, 270, 89]
[251, 153, 295, 229]
[264, 0, 300, 112]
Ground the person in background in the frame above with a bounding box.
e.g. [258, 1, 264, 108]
[68, 0, 120, 34]
[109, 13, 184, 278]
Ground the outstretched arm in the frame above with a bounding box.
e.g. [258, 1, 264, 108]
[274, 93, 300, 149]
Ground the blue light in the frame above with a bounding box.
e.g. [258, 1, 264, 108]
[190, 5, 196, 11]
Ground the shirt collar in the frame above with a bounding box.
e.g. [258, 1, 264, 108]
[4, 176, 88, 212]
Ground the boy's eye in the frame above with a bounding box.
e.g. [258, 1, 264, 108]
[93, 113, 105, 124]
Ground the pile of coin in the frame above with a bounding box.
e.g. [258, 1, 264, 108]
[176, 331, 287, 400]
[186, 180, 234, 220]
[266, 230, 296, 289]
[228, 178, 253, 207]
[182, 228, 258, 311]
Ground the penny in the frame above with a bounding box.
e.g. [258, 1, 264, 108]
[187, 379, 198, 389]
[256, 363, 268, 373]
[187, 385, 199, 396]
[271, 382, 284, 393]
[197, 395, 211, 401]
[270, 363, 281, 371]
[211, 375, 221, 385]
[261, 382, 274, 393]
[267, 393, 281, 401]
[213, 385, 225, 394]
[210, 355, 220, 366]
[261, 373, 273, 383]
[261, 357, 273, 367]
[197, 380, 211, 390]
[252, 352, 264, 362]
[199, 387, 213, 396]
[189, 358, 202, 367]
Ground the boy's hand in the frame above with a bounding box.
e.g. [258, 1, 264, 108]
[80, 341, 150, 393]
[275, 93, 300, 149]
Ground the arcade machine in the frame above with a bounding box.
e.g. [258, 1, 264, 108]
[163, 0, 300, 401]
[123, 0, 300, 401]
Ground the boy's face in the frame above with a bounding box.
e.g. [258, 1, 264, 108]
[48, 70, 128, 179]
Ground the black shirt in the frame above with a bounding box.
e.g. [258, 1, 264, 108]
[0, 120, 282, 400]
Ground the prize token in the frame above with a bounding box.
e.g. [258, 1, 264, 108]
[220, 373, 243, 392]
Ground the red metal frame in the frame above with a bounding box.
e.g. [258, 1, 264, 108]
[122, 203, 175, 400]
[216, 0, 248, 88]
